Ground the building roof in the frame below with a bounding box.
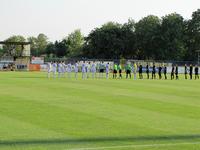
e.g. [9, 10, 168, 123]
[0, 41, 31, 45]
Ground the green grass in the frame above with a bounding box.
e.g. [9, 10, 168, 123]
[0, 72, 200, 150]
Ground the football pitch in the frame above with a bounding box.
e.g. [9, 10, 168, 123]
[0, 72, 200, 150]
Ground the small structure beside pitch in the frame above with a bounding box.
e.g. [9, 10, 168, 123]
[0, 41, 31, 71]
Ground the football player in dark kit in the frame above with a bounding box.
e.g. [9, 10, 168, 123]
[152, 64, 156, 79]
[113, 63, 118, 79]
[146, 64, 150, 79]
[158, 65, 162, 79]
[139, 64, 143, 79]
[189, 64, 193, 80]
[164, 65, 167, 80]
[118, 64, 122, 79]
[195, 65, 199, 80]
[175, 64, 179, 80]
[171, 65, 175, 80]
[125, 63, 132, 79]
[184, 64, 188, 79]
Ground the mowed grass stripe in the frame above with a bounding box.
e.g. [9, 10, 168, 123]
[0, 73, 200, 127]
[0, 93, 170, 137]
[0, 85, 198, 135]
[0, 72, 200, 150]
[0, 114, 65, 140]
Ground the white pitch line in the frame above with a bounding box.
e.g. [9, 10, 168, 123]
[68, 141, 200, 150]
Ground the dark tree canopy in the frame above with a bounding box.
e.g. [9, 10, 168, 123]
[83, 21, 136, 59]
[184, 9, 200, 61]
[135, 15, 161, 60]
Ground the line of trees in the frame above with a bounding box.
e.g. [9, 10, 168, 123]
[1, 9, 200, 61]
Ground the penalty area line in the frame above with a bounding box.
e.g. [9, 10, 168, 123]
[68, 141, 200, 150]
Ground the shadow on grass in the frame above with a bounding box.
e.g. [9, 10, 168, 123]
[1, 134, 200, 146]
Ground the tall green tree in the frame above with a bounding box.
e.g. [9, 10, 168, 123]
[27, 34, 49, 56]
[54, 40, 68, 57]
[135, 15, 161, 59]
[27, 36, 37, 56]
[83, 21, 137, 59]
[84, 22, 123, 59]
[66, 29, 84, 57]
[184, 9, 200, 61]
[160, 13, 185, 60]
[0, 47, 5, 56]
[36, 33, 48, 56]
[120, 19, 136, 58]
[46, 42, 55, 57]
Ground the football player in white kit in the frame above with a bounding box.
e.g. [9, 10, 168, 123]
[87, 62, 91, 78]
[85, 62, 88, 78]
[47, 61, 52, 78]
[82, 61, 86, 79]
[61, 61, 66, 77]
[91, 61, 96, 79]
[67, 62, 72, 79]
[74, 61, 79, 79]
[58, 62, 63, 78]
[61, 62, 65, 77]
[106, 62, 110, 79]
[52, 61, 57, 78]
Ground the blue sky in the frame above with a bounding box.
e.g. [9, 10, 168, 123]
[0, 0, 199, 42]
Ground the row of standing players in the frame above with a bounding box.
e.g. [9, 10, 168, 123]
[47, 61, 110, 79]
[47, 61, 199, 80]
[135, 64, 199, 80]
